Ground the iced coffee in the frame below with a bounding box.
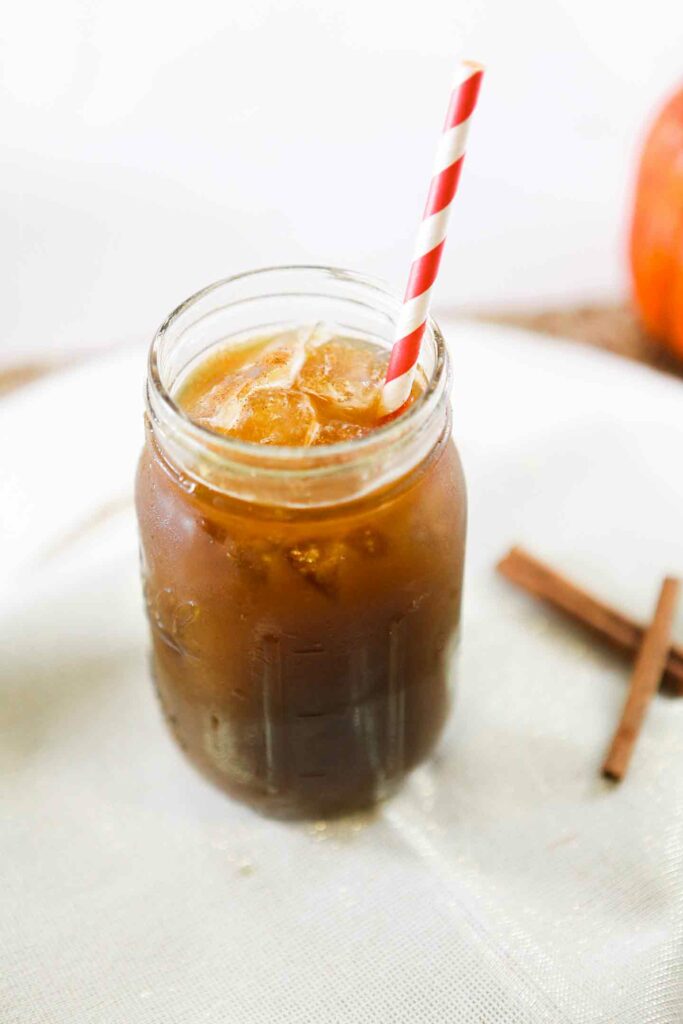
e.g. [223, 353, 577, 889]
[136, 268, 466, 818]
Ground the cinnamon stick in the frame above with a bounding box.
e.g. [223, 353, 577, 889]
[602, 577, 681, 781]
[497, 547, 683, 696]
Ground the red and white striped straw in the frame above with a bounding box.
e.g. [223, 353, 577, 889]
[379, 60, 484, 416]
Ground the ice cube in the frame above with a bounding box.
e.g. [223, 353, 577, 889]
[192, 374, 250, 432]
[298, 339, 387, 418]
[194, 371, 321, 444]
[249, 334, 308, 390]
[229, 388, 320, 446]
[285, 540, 346, 597]
[191, 333, 309, 431]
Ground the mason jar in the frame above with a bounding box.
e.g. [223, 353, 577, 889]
[135, 266, 466, 818]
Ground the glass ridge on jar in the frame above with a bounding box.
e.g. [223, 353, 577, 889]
[135, 266, 467, 819]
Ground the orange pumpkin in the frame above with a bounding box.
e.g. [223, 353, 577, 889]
[630, 86, 683, 359]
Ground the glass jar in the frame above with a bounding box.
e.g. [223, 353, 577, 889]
[135, 266, 466, 818]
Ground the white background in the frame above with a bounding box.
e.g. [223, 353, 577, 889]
[2, 0, 682, 363]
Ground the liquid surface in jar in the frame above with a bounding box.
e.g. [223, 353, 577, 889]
[176, 325, 425, 445]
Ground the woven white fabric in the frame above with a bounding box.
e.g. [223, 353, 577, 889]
[1, 322, 682, 1023]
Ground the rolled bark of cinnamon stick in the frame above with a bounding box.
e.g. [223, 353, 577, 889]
[602, 577, 681, 780]
[497, 547, 683, 695]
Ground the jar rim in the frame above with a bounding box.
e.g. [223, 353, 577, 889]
[146, 264, 449, 480]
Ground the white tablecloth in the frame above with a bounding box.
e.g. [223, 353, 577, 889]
[1, 321, 682, 1022]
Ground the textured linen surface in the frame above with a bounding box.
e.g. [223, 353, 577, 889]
[1, 322, 682, 1023]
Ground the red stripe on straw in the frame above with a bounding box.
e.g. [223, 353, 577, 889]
[443, 67, 484, 130]
[423, 157, 464, 218]
[379, 59, 484, 415]
[404, 239, 446, 301]
[385, 323, 426, 380]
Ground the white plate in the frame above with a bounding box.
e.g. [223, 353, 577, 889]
[2, 322, 683, 1023]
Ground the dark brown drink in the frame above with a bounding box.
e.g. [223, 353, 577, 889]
[136, 270, 466, 818]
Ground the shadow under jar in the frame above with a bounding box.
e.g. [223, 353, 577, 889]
[136, 266, 466, 819]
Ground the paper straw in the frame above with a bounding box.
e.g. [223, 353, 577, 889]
[379, 60, 484, 416]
